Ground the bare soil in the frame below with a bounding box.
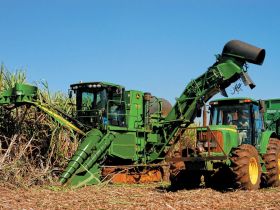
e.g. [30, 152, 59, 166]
[1, 183, 280, 210]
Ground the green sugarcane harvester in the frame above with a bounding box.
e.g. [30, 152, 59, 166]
[0, 40, 273, 190]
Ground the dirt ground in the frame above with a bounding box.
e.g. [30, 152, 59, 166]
[1, 183, 280, 210]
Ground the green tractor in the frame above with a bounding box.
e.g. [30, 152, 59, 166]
[170, 98, 280, 190]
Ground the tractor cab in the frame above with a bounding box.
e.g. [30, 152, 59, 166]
[70, 82, 126, 129]
[209, 98, 264, 146]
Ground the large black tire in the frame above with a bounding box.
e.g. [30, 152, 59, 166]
[230, 144, 261, 190]
[262, 138, 280, 187]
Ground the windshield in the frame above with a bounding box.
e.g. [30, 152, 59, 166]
[73, 86, 126, 128]
[211, 104, 251, 144]
[77, 89, 107, 112]
[211, 104, 250, 128]
[75, 88, 108, 127]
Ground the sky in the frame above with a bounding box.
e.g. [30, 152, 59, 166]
[0, 0, 279, 104]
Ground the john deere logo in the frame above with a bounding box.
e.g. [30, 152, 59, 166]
[136, 93, 140, 99]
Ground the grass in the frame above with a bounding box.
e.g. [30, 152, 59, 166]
[0, 64, 79, 187]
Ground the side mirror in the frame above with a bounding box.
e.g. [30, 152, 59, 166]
[259, 100, 266, 113]
[116, 88, 122, 95]
[68, 90, 73, 99]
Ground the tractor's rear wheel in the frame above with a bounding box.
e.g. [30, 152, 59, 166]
[230, 144, 261, 190]
[262, 138, 280, 187]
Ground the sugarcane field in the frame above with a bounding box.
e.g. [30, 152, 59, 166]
[1, 1, 280, 210]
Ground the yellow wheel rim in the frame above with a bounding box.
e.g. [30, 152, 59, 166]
[278, 154, 280, 180]
[249, 157, 259, 185]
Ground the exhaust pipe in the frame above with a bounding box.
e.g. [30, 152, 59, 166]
[240, 72, 256, 89]
[222, 40, 265, 65]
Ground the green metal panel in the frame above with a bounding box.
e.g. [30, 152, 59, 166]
[259, 130, 275, 154]
[0, 83, 38, 105]
[109, 133, 137, 159]
[147, 133, 158, 143]
[209, 125, 239, 154]
[125, 90, 144, 129]
[264, 99, 280, 135]
[196, 125, 238, 157]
